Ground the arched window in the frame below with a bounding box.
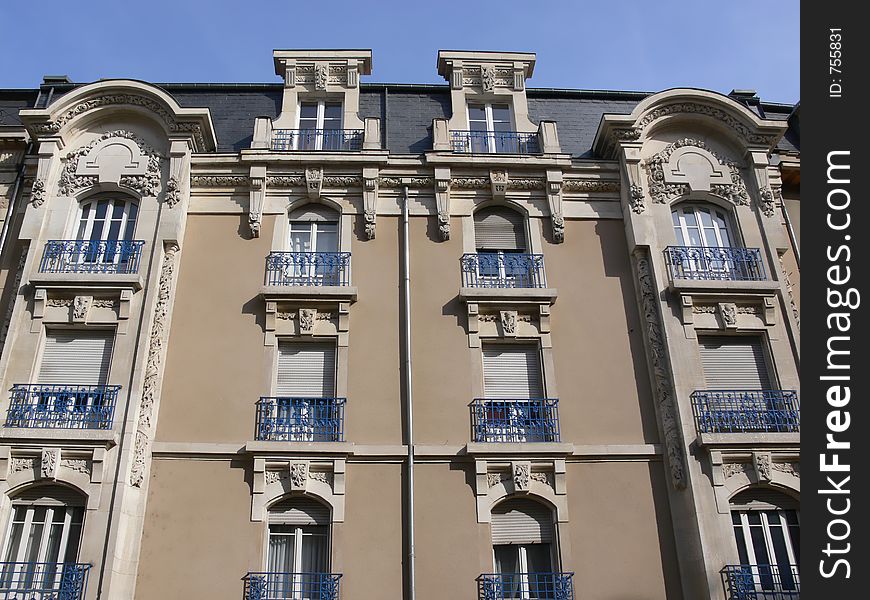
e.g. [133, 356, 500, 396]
[729, 488, 799, 595]
[1, 485, 86, 592]
[289, 205, 339, 254]
[265, 496, 332, 596]
[671, 203, 733, 249]
[474, 206, 527, 253]
[279, 204, 344, 286]
[489, 498, 558, 599]
[76, 195, 139, 243]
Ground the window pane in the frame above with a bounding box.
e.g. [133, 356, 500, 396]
[315, 229, 338, 253]
[94, 200, 109, 220]
[703, 227, 720, 248]
[268, 530, 296, 573]
[524, 543, 553, 573]
[300, 103, 318, 119]
[300, 527, 329, 573]
[491, 105, 511, 123]
[468, 105, 487, 122]
[698, 208, 713, 228]
[3, 523, 23, 562]
[323, 103, 342, 120]
[494, 546, 521, 599]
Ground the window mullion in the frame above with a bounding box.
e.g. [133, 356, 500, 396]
[34, 507, 54, 564]
[11, 507, 35, 563]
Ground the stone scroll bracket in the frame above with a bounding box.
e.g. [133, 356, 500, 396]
[748, 150, 777, 218]
[30, 138, 63, 209]
[545, 169, 564, 243]
[305, 166, 323, 199]
[434, 167, 451, 241]
[362, 167, 378, 240]
[490, 170, 508, 200]
[165, 139, 191, 209]
[248, 165, 266, 238]
[620, 144, 646, 215]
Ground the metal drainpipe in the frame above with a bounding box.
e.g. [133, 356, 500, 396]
[400, 182, 416, 600]
[781, 200, 800, 268]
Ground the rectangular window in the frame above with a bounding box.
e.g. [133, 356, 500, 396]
[482, 344, 544, 399]
[39, 330, 115, 386]
[467, 103, 513, 153]
[276, 342, 336, 397]
[297, 101, 343, 150]
[698, 335, 772, 390]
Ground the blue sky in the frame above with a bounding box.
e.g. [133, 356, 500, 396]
[0, 1, 799, 103]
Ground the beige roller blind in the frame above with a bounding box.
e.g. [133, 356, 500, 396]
[277, 342, 336, 397]
[474, 207, 526, 251]
[491, 498, 555, 545]
[38, 330, 114, 386]
[483, 344, 543, 399]
[699, 336, 772, 390]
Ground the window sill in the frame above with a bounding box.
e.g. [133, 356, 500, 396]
[261, 285, 358, 303]
[459, 287, 558, 303]
[245, 440, 354, 455]
[667, 279, 782, 294]
[465, 442, 574, 456]
[0, 427, 119, 446]
[696, 432, 800, 449]
[28, 272, 143, 292]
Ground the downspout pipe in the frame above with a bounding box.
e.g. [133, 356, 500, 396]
[400, 181, 416, 600]
[0, 141, 32, 260]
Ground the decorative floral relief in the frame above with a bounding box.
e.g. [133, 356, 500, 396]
[451, 177, 489, 190]
[772, 462, 800, 478]
[290, 462, 308, 489]
[779, 254, 800, 330]
[634, 248, 686, 489]
[41, 449, 58, 479]
[507, 178, 545, 191]
[267, 175, 304, 187]
[629, 184, 645, 214]
[753, 453, 773, 482]
[722, 463, 752, 479]
[164, 176, 181, 207]
[378, 176, 434, 189]
[61, 458, 91, 475]
[58, 130, 164, 197]
[563, 179, 621, 193]
[645, 138, 749, 206]
[10, 457, 36, 473]
[30, 179, 47, 208]
[487, 472, 510, 488]
[130, 243, 179, 487]
[309, 471, 333, 486]
[512, 463, 531, 492]
[191, 175, 249, 187]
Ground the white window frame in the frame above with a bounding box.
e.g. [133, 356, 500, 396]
[467, 102, 514, 153]
[296, 100, 343, 150]
[671, 203, 735, 250]
[285, 220, 340, 285]
[264, 521, 332, 599]
[70, 196, 139, 269]
[1, 503, 84, 587]
[491, 543, 556, 600]
[732, 509, 800, 592]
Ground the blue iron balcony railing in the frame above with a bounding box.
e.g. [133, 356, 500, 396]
[272, 129, 364, 152]
[5, 385, 120, 430]
[664, 246, 766, 282]
[256, 397, 346, 442]
[40, 240, 145, 274]
[265, 252, 351, 287]
[692, 390, 800, 434]
[472, 399, 560, 443]
[0, 562, 90, 600]
[461, 253, 547, 289]
[477, 572, 574, 600]
[244, 572, 342, 600]
[723, 564, 799, 600]
[451, 131, 541, 154]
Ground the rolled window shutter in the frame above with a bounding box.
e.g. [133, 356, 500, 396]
[38, 330, 114, 386]
[289, 204, 339, 222]
[491, 498, 554, 545]
[483, 345, 543, 399]
[474, 207, 526, 251]
[269, 496, 330, 525]
[12, 484, 86, 507]
[699, 336, 771, 390]
[277, 342, 336, 397]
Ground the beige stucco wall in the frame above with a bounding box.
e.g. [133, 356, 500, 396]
[156, 214, 276, 443]
[136, 459, 404, 600]
[135, 458, 263, 599]
[545, 219, 660, 445]
[408, 216, 475, 445]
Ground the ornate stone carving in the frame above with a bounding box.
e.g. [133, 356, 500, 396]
[191, 175, 248, 187]
[164, 176, 181, 207]
[530, 472, 554, 488]
[779, 254, 800, 330]
[512, 462, 531, 492]
[772, 462, 800, 478]
[41, 449, 58, 479]
[298, 308, 317, 334]
[758, 187, 776, 217]
[92, 299, 117, 309]
[633, 248, 685, 489]
[131, 243, 179, 487]
[265, 470, 285, 485]
[10, 457, 36, 473]
[753, 452, 773, 482]
[490, 170, 508, 198]
[562, 179, 621, 193]
[46, 298, 74, 307]
[481, 66, 496, 92]
[507, 178, 545, 190]
[31, 93, 207, 150]
[629, 184, 645, 214]
[323, 175, 362, 187]
[609, 102, 780, 147]
[73, 296, 92, 322]
[315, 64, 328, 90]
[487, 472, 509, 488]
[378, 176, 434, 189]
[722, 462, 752, 479]
[30, 179, 47, 208]
[290, 462, 308, 490]
[645, 138, 748, 206]
[500, 310, 517, 335]
[305, 167, 323, 199]
[267, 175, 304, 187]
[551, 213, 564, 243]
[59, 130, 164, 197]
[692, 305, 717, 314]
[61, 458, 91, 475]
[451, 177, 489, 190]
[718, 302, 737, 328]
[309, 471, 333, 486]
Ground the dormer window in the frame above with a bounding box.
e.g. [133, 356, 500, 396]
[466, 103, 514, 153]
[297, 101, 345, 150]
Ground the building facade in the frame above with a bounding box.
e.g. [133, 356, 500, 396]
[0, 49, 800, 600]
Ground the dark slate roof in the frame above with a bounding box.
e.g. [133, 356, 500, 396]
[0, 90, 39, 127]
[0, 81, 799, 157]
